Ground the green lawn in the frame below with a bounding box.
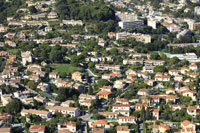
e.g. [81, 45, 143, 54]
[50, 64, 83, 74]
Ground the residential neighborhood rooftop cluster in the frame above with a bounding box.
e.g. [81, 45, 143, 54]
[1, 0, 200, 132]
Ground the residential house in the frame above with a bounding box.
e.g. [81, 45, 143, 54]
[155, 73, 170, 82]
[116, 98, 129, 105]
[37, 82, 50, 92]
[150, 109, 159, 120]
[46, 101, 60, 107]
[140, 96, 150, 105]
[181, 67, 190, 74]
[144, 60, 165, 66]
[169, 104, 186, 111]
[47, 11, 58, 19]
[97, 91, 112, 100]
[165, 95, 177, 103]
[187, 106, 200, 117]
[165, 88, 176, 95]
[184, 78, 194, 85]
[14, 90, 31, 99]
[60, 100, 75, 107]
[21, 97, 34, 105]
[79, 94, 97, 108]
[34, 96, 48, 103]
[92, 128, 105, 133]
[152, 123, 170, 133]
[0, 128, 11, 133]
[29, 125, 45, 133]
[112, 104, 130, 112]
[47, 106, 80, 117]
[0, 25, 8, 32]
[181, 89, 196, 101]
[114, 80, 125, 90]
[1, 94, 12, 106]
[181, 120, 196, 133]
[72, 72, 83, 82]
[63, 20, 83, 26]
[21, 109, 52, 119]
[144, 80, 155, 86]
[168, 69, 179, 76]
[135, 103, 147, 111]
[137, 88, 148, 96]
[5, 40, 16, 47]
[91, 120, 110, 129]
[189, 63, 198, 71]
[99, 86, 113, 92]
[95, 64, 121, 71]
[142, 65, 154, 73]
[116, 126, 131, 133]
[98, 112, 118, 119]
[118, 116, 137, 124]
[57, 122, 76, 133]
[21, 51, 33, 66]
[174, 75, 183, 82]
[49, 72, 59, 79]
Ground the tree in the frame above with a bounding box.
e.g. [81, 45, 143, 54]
[6, 99, 22, 114]
[49, 49, 63, 63]
[141, 106, 146, 121]
[88, 62, 95, 69]
[56, 88, 68, 102]
[92, 113, 103, 120]
[29, 6, 37, 14]
[27, 81, 37, 90]
[153, 65, 167, 73]
[146, 108, 151, 120]
[96, 79, 110, 88]
[168, 57, 179, 66]
[150, 52, 160, 60]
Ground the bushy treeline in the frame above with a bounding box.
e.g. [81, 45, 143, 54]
[0, 0, 24, 23]
[55, 0, 115, 22]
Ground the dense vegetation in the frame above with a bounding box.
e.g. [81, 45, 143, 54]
[0, 0, 25, 23]
[56, 0, 115, 22]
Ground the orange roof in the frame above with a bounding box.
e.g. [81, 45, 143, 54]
[66, 122, 76, 127]
[188, 106, 197, 110]
[138, 88, 148, 92]
[49, 72, 58, 75]
[181, 67, 189, 70]
[166, 95, 177, 99]
[116, 98, 129, 102]
[29, 125, 45, 132]
[150, 95, 160, 100]
[161, 22, 175, 26]
[112, 104, 130, 107]
[116, 126, 130, 131]
[166, 88, 175, 92]
[181, 120, 194, 126]
[92, 120, 108, 127]
[160, 123, 170, 130]
[189, 63, 197, 67]
[92, 128, 105, 133]
[118, 116, 136, 119]
[97, 91, 112, 95]
[152, 109, 159, 113]
[135, 103, 147, 107]
[181, 89, 196, 94]
[152, 125, 159, 129]
[169, 69, 178, 72]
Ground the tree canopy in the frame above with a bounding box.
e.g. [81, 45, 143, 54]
[6, 99, 22, 114]
[56, 0, 115, 22]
